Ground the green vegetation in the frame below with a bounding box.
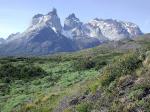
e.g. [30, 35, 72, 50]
[76, 103, 91, 112]
[100, 53, 142, 87]
[0, 63, 47, 82]
[0, 35, 150, 112]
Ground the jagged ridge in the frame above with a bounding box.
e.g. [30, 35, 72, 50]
[0, 8, 143, 56]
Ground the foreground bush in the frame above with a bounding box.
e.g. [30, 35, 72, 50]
[76, 103, 91, 112]
[100, 53, 142, 87]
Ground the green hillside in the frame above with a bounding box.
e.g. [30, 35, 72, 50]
[0, 34, 150, 112]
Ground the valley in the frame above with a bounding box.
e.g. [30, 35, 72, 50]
[0, 34, 150, 112]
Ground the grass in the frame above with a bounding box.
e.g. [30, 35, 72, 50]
[0, 51, 119, 112]
[0, 35, 150, 112]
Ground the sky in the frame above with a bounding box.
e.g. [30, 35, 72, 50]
[0, 0, 150, 38]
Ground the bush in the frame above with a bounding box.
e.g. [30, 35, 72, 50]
[95, 61, 107, 70]
[19, 65, 47, 78]
[76, 103, 91, 112]
[0, 64, 18, 82]
[73, 57, 108, 71]
[73, 58, 96, 70]
[100, 53, 142, 87]
[0, 63, 47, 82]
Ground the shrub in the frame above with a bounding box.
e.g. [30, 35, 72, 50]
[95, 61, 107, 70]
[144, 51, 150, 66]
[19, 65, 47, 78]
[128, 89, 144, 101]
[76, 103, 91, 112]
[73, 57, 108, 71]
[100, 53, 142, 87]
[73, 58, 96, 70]
[0, 64, 18, 83]
[0, 83, 10, 95]
[0, 63, 47, 82]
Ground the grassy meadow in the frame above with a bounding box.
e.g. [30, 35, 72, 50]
[0, 35, 150, 112]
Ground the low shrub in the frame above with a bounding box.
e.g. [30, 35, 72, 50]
[0, 63, 47, 82]
[73, 57, 107, 71]
[73, 58, 96, 70]
[95, 61, 107, 70]
[100, 53, 142, 87]
[76, 103, 91, 112]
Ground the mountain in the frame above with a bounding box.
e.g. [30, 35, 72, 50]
[63, 15, 143, 41]
[0, 8, 143, 56]
[0, 38, 5, 44]
[0, 9, 76, 56]
[6, 33, 20, 40]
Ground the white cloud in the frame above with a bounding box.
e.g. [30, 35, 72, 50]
[0, 25, 19, 38]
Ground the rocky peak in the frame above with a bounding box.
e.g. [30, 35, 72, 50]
[31, 14, 44, 26]
[45, 8, 62, 33]
[67, 13, 78, 20]
[32, 14, 44, 19]
[64, 13, 82, 31]
[87, 19, 143, 40]
[29, 8, 62, 33]
[47, 8, 57, 16]
[121, 21, 143, 38]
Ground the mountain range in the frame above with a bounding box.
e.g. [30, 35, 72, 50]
[0, 8, 143, 56]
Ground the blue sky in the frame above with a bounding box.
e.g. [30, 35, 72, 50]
[0, 0, 150, 38]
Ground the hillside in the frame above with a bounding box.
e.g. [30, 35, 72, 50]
[0, 34, 150, 112]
